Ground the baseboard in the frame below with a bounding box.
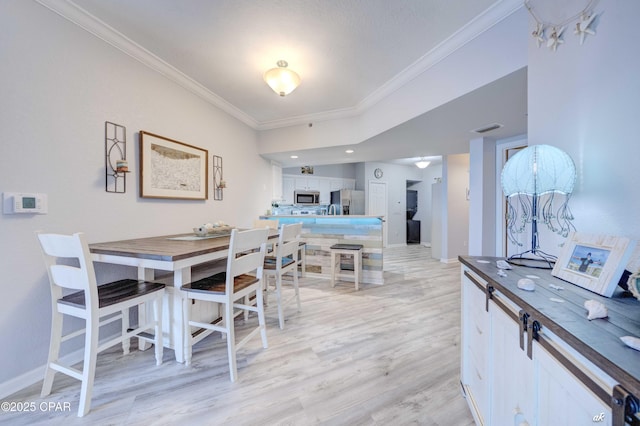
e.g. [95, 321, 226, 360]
[386, 243, 407, 248]
[421, 242, 431, 247]
[0, 331, 122, 400]
[440, 257, 460, 264]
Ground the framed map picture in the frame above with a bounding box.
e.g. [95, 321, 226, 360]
[139, 131, 208, 200]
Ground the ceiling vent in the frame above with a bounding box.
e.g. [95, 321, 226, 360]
[471, 123, 503, 134]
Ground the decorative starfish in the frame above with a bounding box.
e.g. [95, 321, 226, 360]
[547, 26, 565, 51]
[532, 23, 545, 48]
[574, 12, 597, 45]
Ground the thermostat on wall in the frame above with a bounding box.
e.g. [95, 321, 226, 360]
[3, 192, 48, 214]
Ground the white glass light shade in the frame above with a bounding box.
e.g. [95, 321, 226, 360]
[501, 144, 576, 197]
[263, 61, 301, 96]
[415, 160, 431, 169]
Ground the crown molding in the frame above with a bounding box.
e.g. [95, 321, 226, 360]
[255, 106, 360, 131]
[257, 0, 524, 130]
[35, 0, 522, 131]
[34, 0, 259, 129]
[356, 0, 524, 111]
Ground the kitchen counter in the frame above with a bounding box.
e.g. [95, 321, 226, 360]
[264, 215, 380, 218]
[260, 215, 384, 284]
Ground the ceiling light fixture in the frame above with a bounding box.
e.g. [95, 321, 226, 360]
[290, 155, 298, 159]
[345, 149, 354, 154]
[263, 60, 301, 96]
[415, 159, 431, 169]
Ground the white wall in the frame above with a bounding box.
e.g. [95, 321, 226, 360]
[0, 1, 270, 389]
[468, 137, 497, 255]
[442, 154, 470, 262]
[527, 0, 640, 253]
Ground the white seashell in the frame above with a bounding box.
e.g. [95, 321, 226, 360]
[621, 336, 640, 351]
[517, 278, 535, 291]
[584, 299, 608, 320]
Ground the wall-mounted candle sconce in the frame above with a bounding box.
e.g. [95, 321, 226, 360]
[213, 155, 224, 200]
[105, 121, 129, 193]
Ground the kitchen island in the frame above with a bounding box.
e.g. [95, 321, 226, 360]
[260, 215, 384, 285]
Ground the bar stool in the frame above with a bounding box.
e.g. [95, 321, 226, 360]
[330, 243, 364, 290]
[298, 241, 307, 277]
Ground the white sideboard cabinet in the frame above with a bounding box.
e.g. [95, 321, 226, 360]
[460, 257, 640, 426]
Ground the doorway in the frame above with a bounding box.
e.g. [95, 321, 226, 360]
[368, 180, 388, 248]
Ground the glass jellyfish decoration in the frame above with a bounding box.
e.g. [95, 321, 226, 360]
[501, 144, 576, 267]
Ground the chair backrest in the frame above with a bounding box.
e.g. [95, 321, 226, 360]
[226, 228, 269, 292]
[36, 231, 99, 310]
[253, 219, 279, 230]
[275, 223, 302, 267]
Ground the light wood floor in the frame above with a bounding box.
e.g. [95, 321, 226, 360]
[4, 245, 473, 426]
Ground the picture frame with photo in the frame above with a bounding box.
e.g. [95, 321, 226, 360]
[552, 232, 636, 297]
[139, 131, 208, 200]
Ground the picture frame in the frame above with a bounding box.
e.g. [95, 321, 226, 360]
[552, 232, 636, 297]
[139, 131, 208, 200]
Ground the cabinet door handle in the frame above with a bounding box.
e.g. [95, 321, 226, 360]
[519, 310, 529, 351]
[475, 324, 483, 335]
[526, 320, 541, 359]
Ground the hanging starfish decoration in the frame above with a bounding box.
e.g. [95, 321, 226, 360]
[547, 27, 565, 51]
[532, 23, 545, 48]
[574, 12, 597, 45]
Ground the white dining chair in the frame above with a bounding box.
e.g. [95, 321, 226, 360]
[36, 231, 165, 417]
[181, 228, 269, 382]
[263, 222, 302, 329]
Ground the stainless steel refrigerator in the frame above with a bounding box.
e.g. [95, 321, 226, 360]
[329, 189, 365, 215]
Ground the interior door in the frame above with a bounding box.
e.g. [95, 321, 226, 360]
[496, 141, 527, 257]
[368, 180, 388, 247]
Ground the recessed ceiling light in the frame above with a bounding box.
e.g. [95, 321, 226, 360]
[290, 155, 298, 159]
[345, 149, 354, 154]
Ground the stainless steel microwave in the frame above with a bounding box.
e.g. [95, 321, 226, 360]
[294, 190, 320, 205]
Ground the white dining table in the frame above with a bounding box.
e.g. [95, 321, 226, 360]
[89, 229, 278, 363]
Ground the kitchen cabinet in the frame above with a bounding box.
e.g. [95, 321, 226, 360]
[271, 163, 282, 200]
[294, 176, 320, 191]
[318, 179, 331, 204]
[460, 258, 639, 426]
[282, 177, 295, 204]
[342, 178, 355, 190]
[282, 175, 357, 205]
[330, 178, 344, 191]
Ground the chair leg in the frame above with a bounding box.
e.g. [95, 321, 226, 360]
[276, 273, 284, 330]
[263, 274, 270, 307]
[330, 251, 337, 287]
[183, 295, 193, 366]
[41, 309, 63, 398]
[77, 316, 99, 417]
[153, 295, 163, 366]
[299, 246, 306, 278]
[256, 283, 268, 349]
[243, 295, 250, 321]
[224, 301, 238, 382]
[121, 307, 130, 355]
[294, 264, 301, 312]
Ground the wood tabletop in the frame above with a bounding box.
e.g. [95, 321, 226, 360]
[89, 229, 278, 262]
[459, 255, 640, 398]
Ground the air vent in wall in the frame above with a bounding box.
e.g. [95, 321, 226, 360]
[471, 123, 503, 134]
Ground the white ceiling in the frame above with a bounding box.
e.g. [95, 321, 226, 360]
[60, 0, 527, 167]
